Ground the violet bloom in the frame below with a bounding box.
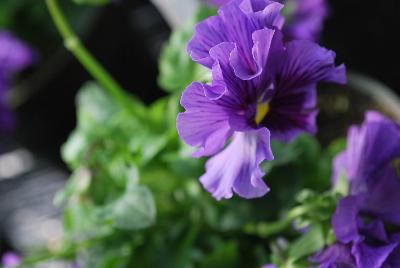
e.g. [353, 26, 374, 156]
[313, 111, 400, 268]
[281, 0, 328, 41]
[2, 252, 21, 267]
[177, 0, 346, 200]
[206, 0, 329, 41]
[0, 31, 33, 131]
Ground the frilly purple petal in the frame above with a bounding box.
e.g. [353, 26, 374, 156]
[200, 129, 273, 200]
[177, 82, 233, 157]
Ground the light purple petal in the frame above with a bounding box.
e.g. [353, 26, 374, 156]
[188, 16, 227, 68]
[352, 240, 397, 268]
[309, 244, 354, 267]
[332, 195, 365, 243]
[188, 1, 257, 71]
[250, 28, 276, 75]
[363, 166, 400, 225]
[209, 42, 239, 93]
[177, 82, 233, 157]
[203, 84, 227, 100]
[209, 42, 251, 107]
[239, 0, 275, 13]
[241, 0, 285, 29]
[218, 2, 261, 79]
[200, 128, 274, 200]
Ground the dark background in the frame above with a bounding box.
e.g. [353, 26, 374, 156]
[324, 0, 400, 92]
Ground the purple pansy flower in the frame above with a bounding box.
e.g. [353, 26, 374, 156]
[313, 111, 400, 268]
[0, 30, 33, 131]
[2, 252, 21, 267]
[205, 0, 329, 41]
[177, 0, 346, 200]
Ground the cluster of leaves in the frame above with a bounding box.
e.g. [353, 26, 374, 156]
[47, 80, 347, 267]
[53, 80, 271, 267]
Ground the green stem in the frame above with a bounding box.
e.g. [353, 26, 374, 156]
[244, 205, 313, 238]
[45, 0, 142, 114]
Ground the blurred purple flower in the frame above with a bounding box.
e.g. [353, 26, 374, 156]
[282, 0, 328, 41]
[205, 0, 329, 41]
[2, 252, 21, 267]
[0, 30, 34, 132]
[178, 0, 345, 200]
[332, 111, 400, 196]
[0, 31, 33, 75]
[312, 111, 400, 268]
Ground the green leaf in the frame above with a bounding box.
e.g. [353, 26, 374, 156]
[64, 201, 109, 235]
[293, 190, 339, 227]
[111, 185, 156, 230]
[76, 81, 120, 129]
[61, 130, 88, 169]
[54, 167, 92, 205]
[288, 224, 325, 262]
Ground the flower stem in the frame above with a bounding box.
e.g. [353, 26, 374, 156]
[45, 0, 143, 114]
[244, 205, 313, 238]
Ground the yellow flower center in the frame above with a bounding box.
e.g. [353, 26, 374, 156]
[255, 102, 270, 125]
